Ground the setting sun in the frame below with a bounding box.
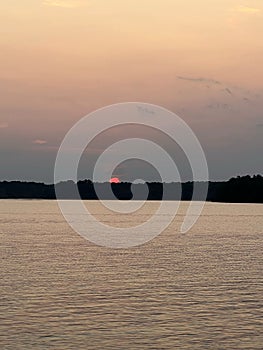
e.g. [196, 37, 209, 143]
[110, 177, 120, 184]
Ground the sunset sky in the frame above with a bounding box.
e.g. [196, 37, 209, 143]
[0, 0, 263, 182]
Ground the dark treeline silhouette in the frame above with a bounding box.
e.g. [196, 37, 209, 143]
[0, 175, 262, 203]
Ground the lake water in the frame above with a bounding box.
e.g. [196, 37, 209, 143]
[0, 200, 262, 349]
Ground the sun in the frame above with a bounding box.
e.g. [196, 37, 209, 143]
[110, 177, 120, 183]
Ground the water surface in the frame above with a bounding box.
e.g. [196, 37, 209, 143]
[0, 200, 262, 349]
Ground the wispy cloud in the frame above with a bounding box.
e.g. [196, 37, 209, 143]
[236, 6, 261, 15]
[33, 139, 47, 145]
[224, 88, 233, 96]
[0, 122, 8, 129]
[206, 103, 230, 110]
[43, 0, 85, 8]
[177, 76, 250, 99]
[177, 76, 221, 85]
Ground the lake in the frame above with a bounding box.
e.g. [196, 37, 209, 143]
[0, 200, 262, 349]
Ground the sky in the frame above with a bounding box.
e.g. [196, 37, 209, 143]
[0, 0, 263, 182]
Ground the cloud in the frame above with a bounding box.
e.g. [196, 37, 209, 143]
[0, 122, 8, 129]
[33, 139, 47, 145]
[236, 6, 261, 15]
[224, 88, 233, 95]
[206, 103, 230, 110]
[43, 0, 85, 8]
[177, 76, 257, 100]
[177, 76, 221, 85]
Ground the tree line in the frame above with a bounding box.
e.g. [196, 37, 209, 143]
[0, 175, 262, 203]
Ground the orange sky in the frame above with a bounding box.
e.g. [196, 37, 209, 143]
[0, 1, 263, 181]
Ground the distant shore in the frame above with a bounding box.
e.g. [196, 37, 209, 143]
[0, 175, 262, 203]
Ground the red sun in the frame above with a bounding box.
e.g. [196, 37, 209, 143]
[110, 177, 120, 184]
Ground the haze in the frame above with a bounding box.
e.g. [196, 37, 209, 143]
[0, 0, 262, 182]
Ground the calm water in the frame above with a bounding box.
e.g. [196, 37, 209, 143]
[0, 200, 262, 349]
